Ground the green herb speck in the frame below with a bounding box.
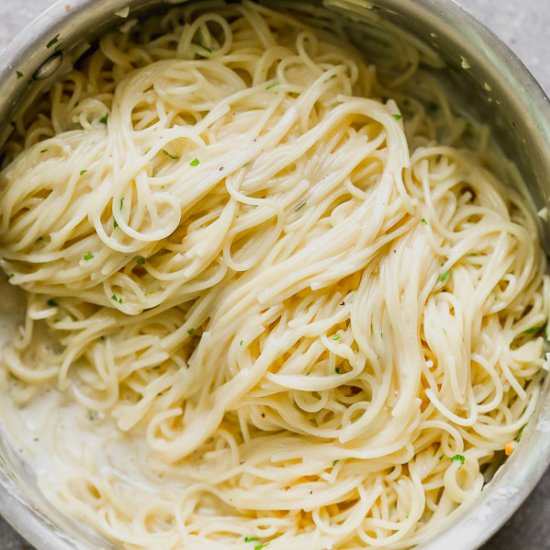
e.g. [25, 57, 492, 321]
[99, 113, 109, 124]
[47, 299, 59, 307]
[190, 158, 200, 167]
[47, 34, 60, 48]
[524, 324, 544, 335]
[332, 459, 339, 467]
[187, 328, 195, 336]
[421, 218, 427, 225]
[294, 201, 307, 212]
[515, 424, 527, 443]
[111, 294, 123, 304]
[80, 169, 88, 176]
[392, 114, 403, 121]
[83, 252, 94, 261]
[135, 256, 146, 265]
[451, 454, 465, 465]
[195, 43, 213, 57]
[244, 537, 259, 543]
[332, 333, 341, 340]
[439, 270, 450, 283]
[16, 71, 23, 79]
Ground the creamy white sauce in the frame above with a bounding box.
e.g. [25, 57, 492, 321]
[0, 276, 172, 516]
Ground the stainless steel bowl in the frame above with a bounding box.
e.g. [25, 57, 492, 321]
[0, 1, 549, 549]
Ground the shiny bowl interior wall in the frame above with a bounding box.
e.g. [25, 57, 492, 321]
[0, 1, 549, 549]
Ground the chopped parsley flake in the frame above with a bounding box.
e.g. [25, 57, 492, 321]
[335, 367, 341, 374]
[99, 113, 109, 124]
[332, 333, 342, 340]
[515, 424, 526, 443]
[294, 201, 307, 212]
[190, 158, 200, 167]
[47, 299, 59, 307]
[83, 252, 94, 261]
[40, 148, 48, 153]
[254, 545, 268, 550]
[187, 328, 195, 336]
[135, 256, 146, 265]
[439, 270, 450, 283]
[392, 114, 403, 121]
[421, 218, 427, 225]
[87, 411, 98, 421]
[16, 71, 23, 79]
[111, 294, 123, 304]
[36, 236, 44, 243]
[266, 81, 279, 90]
[524, 324, 544, 334]
[244, 537, 259, 543]
[195, 43, 213, 57]
[47, 34, 60, 48]
[80, 169, 88, 176]
[113, 199, 124, 228]
[239, 340, 244, 346]
[451, 454, 465, 465]
[332, 459, 340, 466]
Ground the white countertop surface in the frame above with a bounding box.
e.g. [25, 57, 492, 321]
[0, 1, 549, 549]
